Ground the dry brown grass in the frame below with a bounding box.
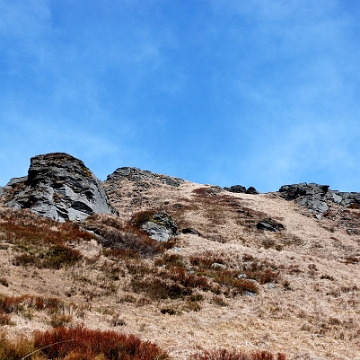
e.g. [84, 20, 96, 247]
[1, 179, 360, 359]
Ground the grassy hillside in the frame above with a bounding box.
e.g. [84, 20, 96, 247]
[0, 178, 359, 359]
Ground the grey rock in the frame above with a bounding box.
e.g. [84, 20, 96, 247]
[279, 182, 360, 216]
[141, 221, 174, 242]
[211, 262, 227, 270]
[140, 211, 177, 242]
[332, 193, 342, 204]
[257, 218, 285, 232]
[107, 167, 185, 187]
[4, 153, 117, 222]
[246, 186, 260, 195]
[279, 183, 329, 201]
[224, 185, 246, 193]
[308, 199, 328, 213]
[6, 176, 28, 187]
[181, 228, 202, 236]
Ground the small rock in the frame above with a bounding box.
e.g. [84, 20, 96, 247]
[181, 228, 202, 236]
[211, 263, 227, 270]
[257, 218, 285, 232]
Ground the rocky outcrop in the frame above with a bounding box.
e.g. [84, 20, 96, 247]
[3, 153, 117, 222]
[139, 211, 178, 242]
[224, 185, 246, 193]
[106, 167, 185, 187]
[224, 185, 260, 194]
[279, 182, 360, 215]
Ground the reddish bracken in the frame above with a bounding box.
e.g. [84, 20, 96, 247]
[33, 325, 170, 360]
[190, 349, 286, 360]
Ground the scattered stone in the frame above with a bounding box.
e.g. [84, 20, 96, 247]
[3, 153, 117, 222]
[257, 218, 285, 232]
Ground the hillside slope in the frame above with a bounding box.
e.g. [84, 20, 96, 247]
[0, 155, 359, 359]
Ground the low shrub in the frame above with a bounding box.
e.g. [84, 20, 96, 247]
[131, 277, 192, 300]
[190, 349, 286, 360]
[0, 337, 37, 360]
[0, 294, 67, 317]
[33, 325, 170, 359]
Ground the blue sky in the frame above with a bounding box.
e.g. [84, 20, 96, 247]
[1, 0, 360, 192]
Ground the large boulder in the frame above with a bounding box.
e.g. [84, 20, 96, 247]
[4, 153, 117, 222]
[139, 211, 177, 242]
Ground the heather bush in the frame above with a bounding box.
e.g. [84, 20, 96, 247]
[190, 349, 286, 360]
[0, 209, 89, 269]
[33, 325, 170, 360]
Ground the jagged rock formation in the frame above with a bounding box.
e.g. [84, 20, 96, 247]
[279, 183, 360, 215]
[106, 167, 185, 187]
[1, 153, 116, 222]
[104, 167, 187, 216]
